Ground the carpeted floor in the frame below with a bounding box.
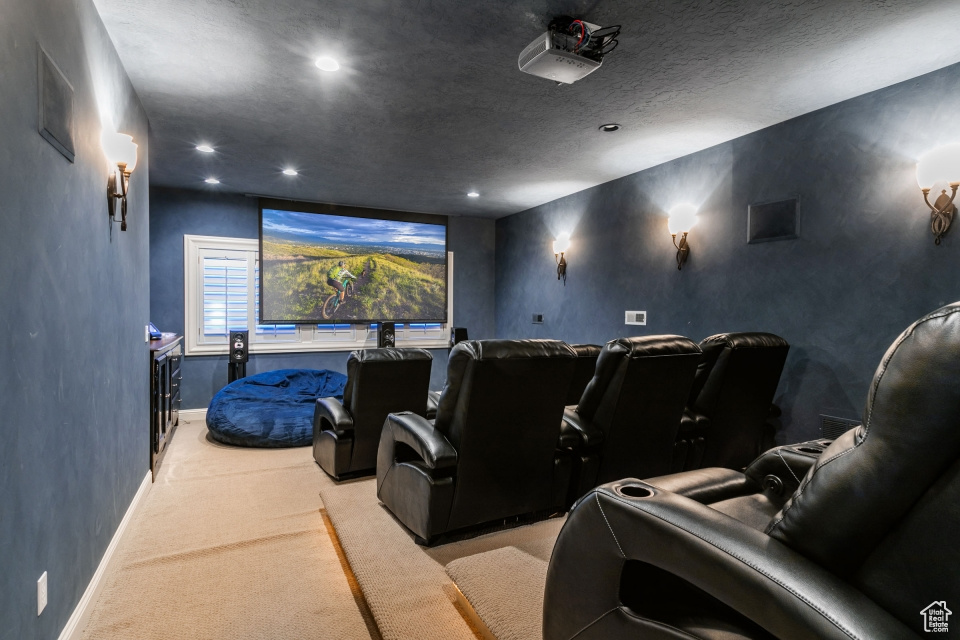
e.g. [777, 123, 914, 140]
[79, 415, 561, 640]
[80, 418, 375, 640]
[446, 547, 550, 640]
[316, 472, 564, 640]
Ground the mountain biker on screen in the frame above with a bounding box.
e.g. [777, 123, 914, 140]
[326, 261, 357, 303]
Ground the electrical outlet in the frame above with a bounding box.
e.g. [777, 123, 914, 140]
[37, 572, 47, 616]
[145, 324, 150, 343]
[532, 313, 544, 324]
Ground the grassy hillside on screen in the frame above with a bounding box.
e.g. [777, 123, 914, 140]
[261, 239, 446, 322]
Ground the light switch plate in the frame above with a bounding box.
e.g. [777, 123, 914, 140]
[38, 571, 47, 616]
[625, 310, 647, 326]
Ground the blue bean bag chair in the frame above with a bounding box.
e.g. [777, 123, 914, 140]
[206, 369, 347, 448]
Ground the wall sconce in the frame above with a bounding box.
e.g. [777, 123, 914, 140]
[553, 233, 570, 285]
[668, 204, 698, 270]
[916, 144, 960, 245]
[102, 131, 138, 231]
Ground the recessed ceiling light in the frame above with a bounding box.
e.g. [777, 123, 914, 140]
[196, 144, 215, 153]
[315, 57, 340, 72]
[205, 178, 220, 184]
[598, 123, 621, 132]
[467, 192, 480, 198]
[282, 168, 298, 176]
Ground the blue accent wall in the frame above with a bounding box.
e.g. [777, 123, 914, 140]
[0, 0, 150, 637]
[149, 187, 496, 408]
[495, 62, 960, 445]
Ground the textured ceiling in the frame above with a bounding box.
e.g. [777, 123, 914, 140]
[93, 0, 960, 218]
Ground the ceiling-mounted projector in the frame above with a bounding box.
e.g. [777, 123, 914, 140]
[518, 16, 621, 84]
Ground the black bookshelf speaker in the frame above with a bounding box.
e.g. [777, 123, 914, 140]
[230, 330, 249, 363]
[377, 322, 396, 348]
[451, 327, 468, 346]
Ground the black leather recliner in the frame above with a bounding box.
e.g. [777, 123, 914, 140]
[425, 342, 600, 420]
[313, 348, 432, 480]
[560, 336, 702, 503]
[565, 343, 602, 407]
[677, 332, 789, 471]
[376, 339, 576, 544]
[544, 302, 960, 639]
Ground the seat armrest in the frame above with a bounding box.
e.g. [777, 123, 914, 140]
[743, 444, 821, 497]
[383, 411, 457, 470]
[678, 408, 709, 434]
[645, 467, 759, 504]
[314, 397, 354, 435]
[545, 481, 919, 640]
[560, 407, 604, 449]
[425, 390, 441, 420]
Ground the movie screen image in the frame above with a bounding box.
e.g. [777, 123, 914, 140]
[259, 207, 447, 324]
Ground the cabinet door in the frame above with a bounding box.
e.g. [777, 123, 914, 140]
[157, 354, 168, 453]
[169, 350, 182, 427]
[151, 357, 161, 454]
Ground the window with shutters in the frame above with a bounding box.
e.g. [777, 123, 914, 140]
[183, 235, 453, 355]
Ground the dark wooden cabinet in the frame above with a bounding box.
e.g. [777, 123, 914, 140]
[150, 334, 182, 480]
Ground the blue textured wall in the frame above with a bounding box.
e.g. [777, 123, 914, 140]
[149, 187, 496, 408]
[495, 62, 960, 445]
[0, 0, 150, 637]
[449, 215, 496, 340]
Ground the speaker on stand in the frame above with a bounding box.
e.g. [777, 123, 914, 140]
[450, 327, 468, 352]
[377, 322, 396, 348]
[228, 330, 248, 383]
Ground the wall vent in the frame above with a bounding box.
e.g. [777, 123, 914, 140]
[819, 414, 860, 440]
[748, 197, 799, 244]
[625, 310, 647, 326]
[38, 47, 75, 162]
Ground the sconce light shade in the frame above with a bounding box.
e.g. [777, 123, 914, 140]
[668, 204, 698, 270]
[553, 233, 569, 285]
[916, 144, 960, 245]
[916, 143, 960, 189]
[102, 130, 138, 231]
[667, 203, 698, 235]
[102, 131, 138, 171]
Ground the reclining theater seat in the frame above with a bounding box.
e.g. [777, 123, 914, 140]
[680, 332, 789, 471]
[561, 336, 702, 503]
[313, 348, 433, 480]
[565, 343, 602, 407]
[376, 339, 576, 544]
[425, 342, 599, 420]
[543, 302, 960, 640]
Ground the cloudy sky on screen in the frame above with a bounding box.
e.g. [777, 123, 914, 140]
[263, 209, 445, 247]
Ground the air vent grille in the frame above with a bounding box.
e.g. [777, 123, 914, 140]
[518, 34, 550, 70]
[820, 414, 860, 440]
[625, 310, 646, 326]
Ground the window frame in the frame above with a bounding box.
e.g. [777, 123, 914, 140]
[183, 235, 453, 355]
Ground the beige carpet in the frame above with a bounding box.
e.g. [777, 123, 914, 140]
[81, 418, 375, 640]
[446, 547, 550, 640]
[317, 473, 564, 640]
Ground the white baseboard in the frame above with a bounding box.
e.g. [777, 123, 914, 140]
[58, 470, 152, 640]
[178, 408, 207, 421]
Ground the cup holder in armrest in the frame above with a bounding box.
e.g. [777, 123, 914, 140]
[615, 484, 653, 499]
[795, 446, 823, 455]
